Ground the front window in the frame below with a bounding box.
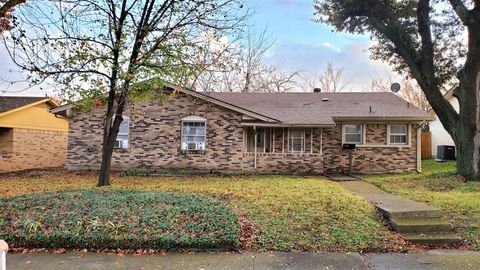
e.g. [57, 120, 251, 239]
[288, 128, 305, 153]
[115, 116, 129, 149]
[344, 124, 363, 144]
[389, 124, 408, 144]
[181, 120, 206, 151]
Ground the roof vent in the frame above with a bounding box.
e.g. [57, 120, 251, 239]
[322, 98, 329, 102]
[313, 88, 321, 93]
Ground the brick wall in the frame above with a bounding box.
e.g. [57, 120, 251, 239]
[243, 153, 324, 174]
[68, 92, 248, 171]
[0, 128, 14, 171]
[0, 128, 67, 172]
[323, 124, 418, 174]
[67, 92, 418, 174]
[365, 123, 387, 145]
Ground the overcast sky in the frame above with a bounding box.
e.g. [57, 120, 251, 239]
[0, 0, 398, 97]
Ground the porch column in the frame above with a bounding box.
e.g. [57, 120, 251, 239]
[254, 126, 257, 169]
[310, 128, 313, 154]
[273, 128, 275, 153]
[263, 128, 266, 153]
[320, 128, 323, 155]
[242, 128, 246, 152]
[416, 124, 421, 172]
[282, 128, 285, 154]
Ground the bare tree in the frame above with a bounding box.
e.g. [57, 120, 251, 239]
[399, 80, 430, 111]
[3, 0, 245, 186]
[304, 63, 348, 92]
[368, 75, 431, 111]
[367, 74, 395, 93]
[191, 28, 301, 93]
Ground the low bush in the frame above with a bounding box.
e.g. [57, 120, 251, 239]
[118, 167, 150, 177]
[0, 189, 240, 250]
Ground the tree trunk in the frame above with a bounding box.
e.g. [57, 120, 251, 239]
[98, 140, 114, 186]
[450, 67, 480, 180]
[453, 125, 479, 180]
[97, 112, 122, 187]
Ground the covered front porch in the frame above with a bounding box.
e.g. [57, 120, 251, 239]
[241, 126, 326, 173]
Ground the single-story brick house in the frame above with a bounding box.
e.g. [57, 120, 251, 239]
[0, 96, 68, 172]
[51, 84, 434, 174]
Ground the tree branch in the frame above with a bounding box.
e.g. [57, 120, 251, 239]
[448, 0, 473, 24]
[365, 16, 458, 132]
[0, 0, 25, 18]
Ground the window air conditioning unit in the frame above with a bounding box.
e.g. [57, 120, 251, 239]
[187, 142, 199, 150]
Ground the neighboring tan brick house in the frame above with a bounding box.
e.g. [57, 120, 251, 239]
[52, 85, 433, 174]
[0, 97, 68, 172]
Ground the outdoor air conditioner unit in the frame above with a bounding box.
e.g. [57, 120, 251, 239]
[436, 145, 456, 161]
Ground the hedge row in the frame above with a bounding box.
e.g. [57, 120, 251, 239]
[0, 189, 240, 250]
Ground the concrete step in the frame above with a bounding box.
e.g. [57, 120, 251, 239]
[388, 209, 444, 219]
[391, 217, 453, 233]
[402, 232, 462, 245]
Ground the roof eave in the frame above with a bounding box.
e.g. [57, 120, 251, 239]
[240, 122, 335, 128]
[332, 116, 435, 121]
[50, 103, 74, 115]
[0, 97, 54, 118]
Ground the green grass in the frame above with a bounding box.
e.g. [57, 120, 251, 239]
[0, 189, 239, 250]
[364, 159, 480, 250]
[0, 174, 395, 252]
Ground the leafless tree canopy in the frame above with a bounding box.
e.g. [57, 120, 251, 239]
[190, 28, 301, 93]
[303, 63, 349, 92]
[368, 75, 431, 111]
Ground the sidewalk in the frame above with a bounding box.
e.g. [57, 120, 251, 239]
[6, 250, 480, 270]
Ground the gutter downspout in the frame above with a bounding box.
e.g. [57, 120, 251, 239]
[417, 124, 422, 173]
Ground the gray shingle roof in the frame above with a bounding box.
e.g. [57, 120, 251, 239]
[206, 92, 433, 125]
[0, 96, 46, 113]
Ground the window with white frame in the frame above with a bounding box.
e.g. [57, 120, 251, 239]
[389, 124, 408, 144]
[343, 124, 363, 144]
[288, 128, 305, 153]
[181, 116, 206, 151]
[115, 116, 129, 149]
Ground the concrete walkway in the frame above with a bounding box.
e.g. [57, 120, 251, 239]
[339, 181, 461, 244]
[5, 250, 480, 270]
[339, 181, 439, 217]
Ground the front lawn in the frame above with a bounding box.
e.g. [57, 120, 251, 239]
[364, 160, 480, 250]
[0, 174, 397, 252]
[0, 190, 239, 250]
